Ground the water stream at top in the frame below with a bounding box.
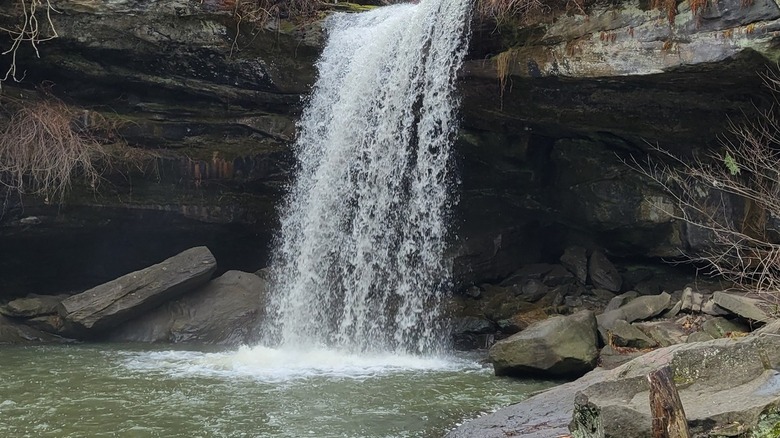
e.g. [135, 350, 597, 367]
[263, 0, 473, 354]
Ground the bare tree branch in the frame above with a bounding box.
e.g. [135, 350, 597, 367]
[627, 72, 780, 297]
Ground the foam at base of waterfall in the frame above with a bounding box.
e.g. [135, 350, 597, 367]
[120, 346, 482, 382]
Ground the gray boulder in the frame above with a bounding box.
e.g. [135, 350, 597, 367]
[561, 246, 588, 283]
[108, 270, 268, 345]
[591, 288, 616, 301]
[713, 291, 774, 323]
[25, 314, 67, 335]
[588, 250, 622, 292]
[543, 265, 575, 287]
[517, 279, 549, 302]
[448, 329, 780, 438]
[603, 290, 639, 312]
[597, 292, 671, 341]
[634, 320, 687, 347]
[0, 294, 66, 318]
[452, 316, 497, 335]
[489, 310, 599, 377]
[0, 315, 69, 344]
[58, 246, 217, 335]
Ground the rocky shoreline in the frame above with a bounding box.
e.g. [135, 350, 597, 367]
[448, 246, 780, 437]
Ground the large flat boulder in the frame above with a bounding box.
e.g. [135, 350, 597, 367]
[489, 310, 599, 377]
[108, 270, 268, 345]
[57, 246, 217, 335]
[448, 328, 780, 438]
[713, 291, 774, 323]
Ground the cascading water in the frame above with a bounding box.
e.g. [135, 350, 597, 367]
[264, 0, 472, 355]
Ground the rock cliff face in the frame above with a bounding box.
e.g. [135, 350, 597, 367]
[455, 0, 779, 284]
[0, 0, 318, 294]
[0, 0, 778, 295]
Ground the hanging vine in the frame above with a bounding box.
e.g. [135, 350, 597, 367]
[0, 0, 58, 88]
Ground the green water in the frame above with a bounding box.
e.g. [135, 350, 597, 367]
[0, 344, 555, 438]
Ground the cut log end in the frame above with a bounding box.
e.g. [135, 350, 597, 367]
[647, 365, 691, 438]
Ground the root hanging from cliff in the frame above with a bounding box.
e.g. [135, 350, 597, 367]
[0, 98, 112, 203]
[0, 0, 59, 87]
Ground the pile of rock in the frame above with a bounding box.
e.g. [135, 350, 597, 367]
[450, 246, 627, 350]
[0, 247, 269, 345]
[453, 247, 780, 438]
[452, 245, 779, 378]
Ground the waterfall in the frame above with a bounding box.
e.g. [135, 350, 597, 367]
[264, 0, 472, 355]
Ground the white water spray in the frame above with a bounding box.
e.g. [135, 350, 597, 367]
[264, 0, 472, 354]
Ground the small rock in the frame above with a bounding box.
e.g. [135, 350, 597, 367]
[464, 285, 482, 299]
[634, 320, 687, 347]
[564, 296, 583, 308]
[25, 314, 66, 335]
[702, 317, 749, 339]
[542, 265, 574, 287]
[254, 266, 273, 281]
[701, 300, 731, 316]
[686, 331, 715, 343]
[754, 319, 780, 336]
[0, 315, 69, 344]
[452, 316, 496, 335]
[591, 288, 616, 301]
[588, 250, 622, 292]
[560, 246, 588, 283]
[479, 285, 533, 321]
[663, 300, 682, 318]
[598, 344, 645, 370]
[550, 283, 585, 304]
[496, 318, 524, 334]
[519, 279, 548, 302]
[500, 264, 555, 285]
[607, 319, 658, 349]
[604, 291, 639, 312]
